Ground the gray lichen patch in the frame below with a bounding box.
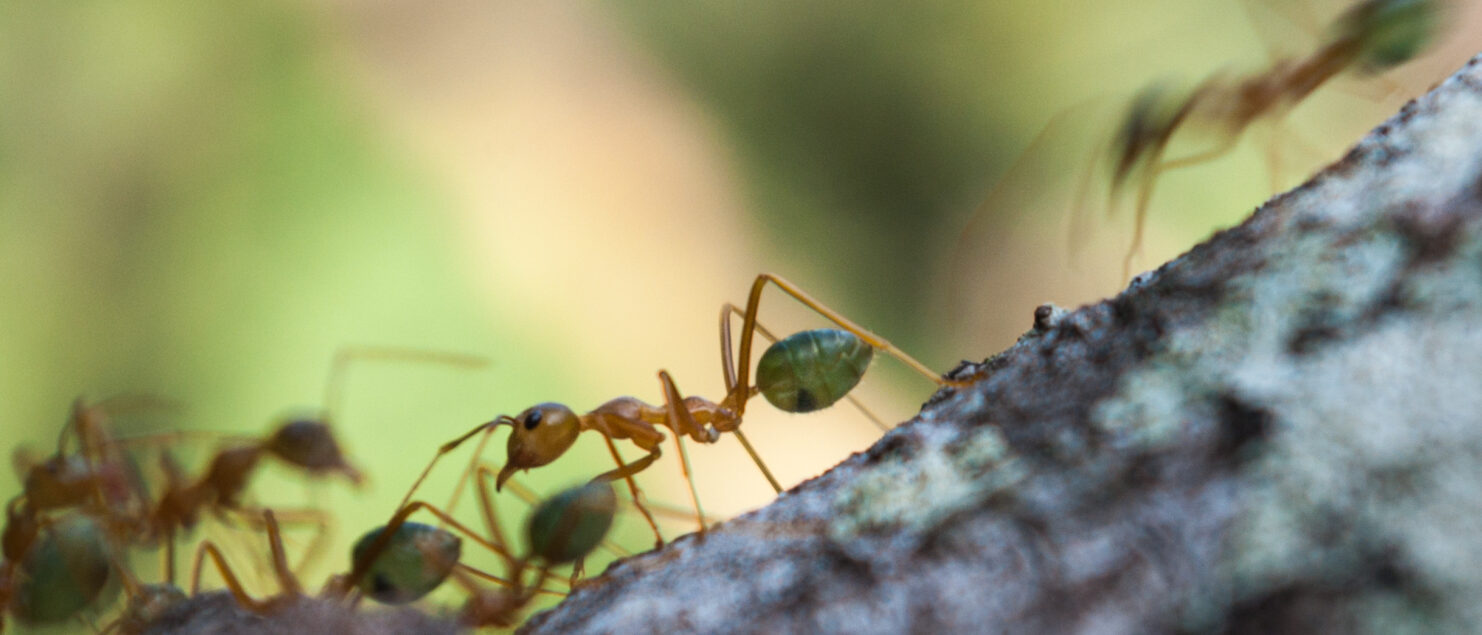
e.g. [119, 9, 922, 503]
[830, 419, 1020, 543]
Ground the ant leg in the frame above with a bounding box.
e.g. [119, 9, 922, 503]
[729, 274, 964, 420]
[1123, 128, 1229, 281]
[671, 436, 707, 532]
[656, 372, 708, 531]
[569, 558, 586, 588]
[396, 417, 511, 515]
[443, 417, 499, 524]
[597, 438, 664, 546]
[258, 510, 304, 596]
[723, 304, 892, 433]
[1158, 135, 1241, 174]
[190, 541, 275, 613]
[1123, 166, 1160, 282]
[455, 562, 527, 592]
[321, 346, 490, 425]
[730, 430, 782, 494]
[467, 465, 526, 576]
[472, 465, 633, 558]
[163, 527, 177, 586]
[237, 507, 330, 580]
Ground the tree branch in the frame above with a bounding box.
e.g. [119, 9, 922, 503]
[522, 54, 1482, 634]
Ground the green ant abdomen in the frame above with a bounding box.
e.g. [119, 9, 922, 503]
[10, 515, 114, 625]
[755, 329, 873, 413]
[351, 522, 461, 605]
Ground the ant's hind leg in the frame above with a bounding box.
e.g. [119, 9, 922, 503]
[657, 372, 709, 532]
[320, 347, 490, 424]
[237, 506, 331, 580]
[190, 541, 275, 613]
[596, 438, 665, 547]
[258, 510, 305, 596]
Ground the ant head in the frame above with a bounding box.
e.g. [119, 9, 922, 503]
[350, 522, 462, 605]
[265, 420, 364, 486]
[525, 481, 616, 565]
[1110, 83, 1192, 189]
[1340, 0, 1438, 71]
[496, 404, 581, 490]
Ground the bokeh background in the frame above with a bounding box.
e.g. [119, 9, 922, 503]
[3, 0, 1478, 626]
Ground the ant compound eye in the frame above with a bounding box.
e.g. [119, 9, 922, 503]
[524, 410, 543, 430]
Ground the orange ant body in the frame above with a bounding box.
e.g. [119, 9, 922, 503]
[398, 273, 963, 546]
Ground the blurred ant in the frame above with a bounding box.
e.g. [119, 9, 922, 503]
[162, 479, 613, 631]
[1, 510, 141, 631]
[2, 398, 171, 631]
[340, 479, 617, 628]
[136, 347, 488, 584]
[1105, 0, 1443, 278]
[395, 274, 965, 546]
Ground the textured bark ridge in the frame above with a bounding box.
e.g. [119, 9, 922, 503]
[521, 55, 1482, 634]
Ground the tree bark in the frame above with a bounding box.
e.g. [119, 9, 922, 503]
[520, 54, 1482, 634]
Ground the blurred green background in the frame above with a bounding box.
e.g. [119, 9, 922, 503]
[2, 0, 1476, 626]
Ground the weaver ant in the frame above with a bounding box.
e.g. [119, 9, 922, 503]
[1104, 0, 1443, 278]
[2, 398, 171, 631]
[397, 273, 963, 546]
[134, 347, 488, 585]
[1, 511, 135, 631]
[948, 0, 1447, 308]
[342, 479, 617, 628]
[164, 478, 614, 631]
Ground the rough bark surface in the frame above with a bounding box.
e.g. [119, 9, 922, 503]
[519, 55, 1482, 634]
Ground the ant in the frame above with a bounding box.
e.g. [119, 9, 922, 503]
[136, 346, 488, 585]
[396, 273, 964, 546]
[340, 479, 618, 628]
[1, 511, 139, 631]
[168, 479, 613, 631]
[1104, 0, 1443, 279]
[2, 398, 171, 632]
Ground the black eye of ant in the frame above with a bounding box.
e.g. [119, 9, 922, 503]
[524, 410, 542, 430]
